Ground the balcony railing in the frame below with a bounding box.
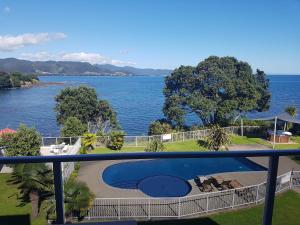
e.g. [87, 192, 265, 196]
[1, 149, 300, 225]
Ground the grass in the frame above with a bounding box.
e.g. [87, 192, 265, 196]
[90, 135, 300, 154]
[90, 134, 300, 164]
[90, 140, 206, 154]
[139, 190, 300, 225]
[0, 174, 47, 225]
[230, 135, 271, 146]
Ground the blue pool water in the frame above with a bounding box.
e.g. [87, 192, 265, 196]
[102, 158, 266, 197]
[138, 175, 191, 197]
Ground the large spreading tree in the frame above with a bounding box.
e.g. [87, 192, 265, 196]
[163, 56, 270, 126]
[55, 86, 119, 133]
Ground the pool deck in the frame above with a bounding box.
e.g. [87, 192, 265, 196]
[77, 144, 300, 198]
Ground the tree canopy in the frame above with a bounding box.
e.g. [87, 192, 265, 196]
[60, 116, 87, 137]
[163, 56, 270, 126]
[0, 72, 39, 89]
[148, 119, 173, 135]
[55, 86, 119, 133]
[1, 124, 41, 156]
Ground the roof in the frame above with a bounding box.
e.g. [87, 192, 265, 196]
[253, 112, 300, 124]
[0, 128, 16, 135]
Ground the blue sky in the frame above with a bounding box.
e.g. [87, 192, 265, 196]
[0, 0, 300, 74]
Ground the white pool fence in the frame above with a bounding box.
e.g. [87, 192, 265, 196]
[83, 170, 300, 220]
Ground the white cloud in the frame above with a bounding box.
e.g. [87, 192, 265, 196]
[3, 6, 10, 13]
[0, 33, 67, 51]
[20, 52, 57, 61]
[62, 52, 136, 66]
[19, 51, 136, 66]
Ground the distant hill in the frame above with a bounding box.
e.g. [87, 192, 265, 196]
[0, 58, 172, 76]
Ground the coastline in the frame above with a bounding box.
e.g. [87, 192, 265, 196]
[0, 81, 65, 90]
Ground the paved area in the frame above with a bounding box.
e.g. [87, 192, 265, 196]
[78, 144, 300, 198]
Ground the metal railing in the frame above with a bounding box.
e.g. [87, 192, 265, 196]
[87, 171, 299, 220]
[41, 126, 261, 147]
[0, 150, 300, 225]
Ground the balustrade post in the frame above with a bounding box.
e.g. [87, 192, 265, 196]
[206, 195, 209, 212]
[256, 184, 260, 204]
[118, 199, 121, 220]
[178, 198, 181, 218]
[262, 155, 279, 225]
[148, 199, 151, 220]
[232, 190, 235, 208]
[53, 162, 65, 224]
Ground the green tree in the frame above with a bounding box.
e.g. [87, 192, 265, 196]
[64, 179, 94, 221]
[46, 179, 94, 222]
[163, 56, 270, 127]
[8, 163, 53, 218]
[82, 133, 96, 151]
[144, 139, 165, 152]
[148, 119, 173, 135]
[285, 105, 298, 130]
[60, 117, 87, 137]
[206, 125, 231, 151]
[0, 72, 12, 88]
[285, 105, 298, 117]
[3, 124, 41, 156]
[55, 86, 119, 132]
[107, 131, 125, 150]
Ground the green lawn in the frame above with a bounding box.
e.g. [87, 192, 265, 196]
[90, 135, 300, 154]
[0, 174, 47, 225]
[90, 135, 300, 164]
[90, 140, 206, 154]
[230, 135, 271, 146]
[139, 190, 300, 225]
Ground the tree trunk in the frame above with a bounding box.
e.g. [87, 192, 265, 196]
[29, 190, 39, 218]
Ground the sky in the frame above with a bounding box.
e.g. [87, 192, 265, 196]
[0, 0, 300, 74]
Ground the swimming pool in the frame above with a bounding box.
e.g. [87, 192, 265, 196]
[102, 158, 266, 197]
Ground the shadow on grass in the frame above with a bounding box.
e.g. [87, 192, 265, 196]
[197, 139, 208, 148]
[139, 218, 220, 225]
[0, 214, 30, 225]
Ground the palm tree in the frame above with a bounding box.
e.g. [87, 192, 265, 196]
[82, 133, 96, 151]
[8, 163, 53, 218]
[46, 178, 94, 222]
[285, 105, 298, 130]
[206, 125, 231, 151]
[64, 179, 94, 221]
[285, 105, 298, 117]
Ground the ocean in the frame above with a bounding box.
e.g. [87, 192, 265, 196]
[0, 75, 299, 136]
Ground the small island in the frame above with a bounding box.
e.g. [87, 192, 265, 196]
[0, 72, 39, 89]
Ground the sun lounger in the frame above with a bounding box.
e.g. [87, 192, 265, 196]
[229, 180, 243, 189]
[212, 176, 224, 186]
[194, 176, 213, 192]
[62, 144, 69, 152]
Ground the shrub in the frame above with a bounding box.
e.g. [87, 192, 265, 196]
[79, 146, 87, 154]
[82, 133, 96, 151]
[2, 124, 41, 156]
[107, 131, 125, 150]
[148, 119, 173, 135]
[144, 139, 165, 152]
[60, 117, 87, 137]
[206, 125, 231, 151]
